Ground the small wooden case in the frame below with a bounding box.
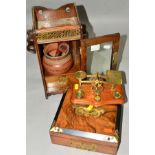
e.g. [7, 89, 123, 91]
[49, 33, 125, 155]
[49, 89, 123, 155]
[27, 3, 87, 98]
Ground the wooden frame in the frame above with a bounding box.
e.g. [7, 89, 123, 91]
[80, 33, 120, 71]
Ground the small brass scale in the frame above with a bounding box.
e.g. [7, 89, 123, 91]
[73, 70, 123, 117]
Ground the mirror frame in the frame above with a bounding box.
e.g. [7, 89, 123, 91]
[80, 33, 120, 71]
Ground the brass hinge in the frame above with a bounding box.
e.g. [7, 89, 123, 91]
[112, 52, 118, 66]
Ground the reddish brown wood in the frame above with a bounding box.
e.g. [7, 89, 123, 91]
[42, 42, 73, 75]
[32, 4, 82, 44]
[50, 132, 118, 155]
[28, 4, 120, 98]
[34, 4, 80, 25]
[30, 4, 84, 98]
[50, 88, 119, 155]
[71, 84, 126, 106]
[43, 41, 82, 96]
[55, 88, 118, 135]
[33, 36, 48, 98]
[27, 3, 88, 98]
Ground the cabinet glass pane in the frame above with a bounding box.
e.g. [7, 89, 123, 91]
[87, 42, 112, 74]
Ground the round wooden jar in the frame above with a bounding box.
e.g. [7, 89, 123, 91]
[42, 42, 73, 75]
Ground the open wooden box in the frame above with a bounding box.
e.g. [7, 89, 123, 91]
[50, 92, 123, 155]
[49, 33, 125, 155]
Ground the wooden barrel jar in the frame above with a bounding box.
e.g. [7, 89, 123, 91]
[42, 42, 73, 75]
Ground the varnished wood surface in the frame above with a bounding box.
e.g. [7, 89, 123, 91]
[29, 4, 121, 98]
[33, 38, 48, 98]
[34, 3, 80, 24]
[55, 88, 118, 135]
[50, 88, 119, 155]
[30, 4, 84, 98]
[50, 132, 118, 155]
[71, 84, 126, 106]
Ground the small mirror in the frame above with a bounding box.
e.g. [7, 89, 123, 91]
[87, 42, 112, 74]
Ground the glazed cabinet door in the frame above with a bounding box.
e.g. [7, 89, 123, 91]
[80, 33, 120, 73]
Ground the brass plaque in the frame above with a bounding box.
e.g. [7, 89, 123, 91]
[70, 140, 97, 151]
